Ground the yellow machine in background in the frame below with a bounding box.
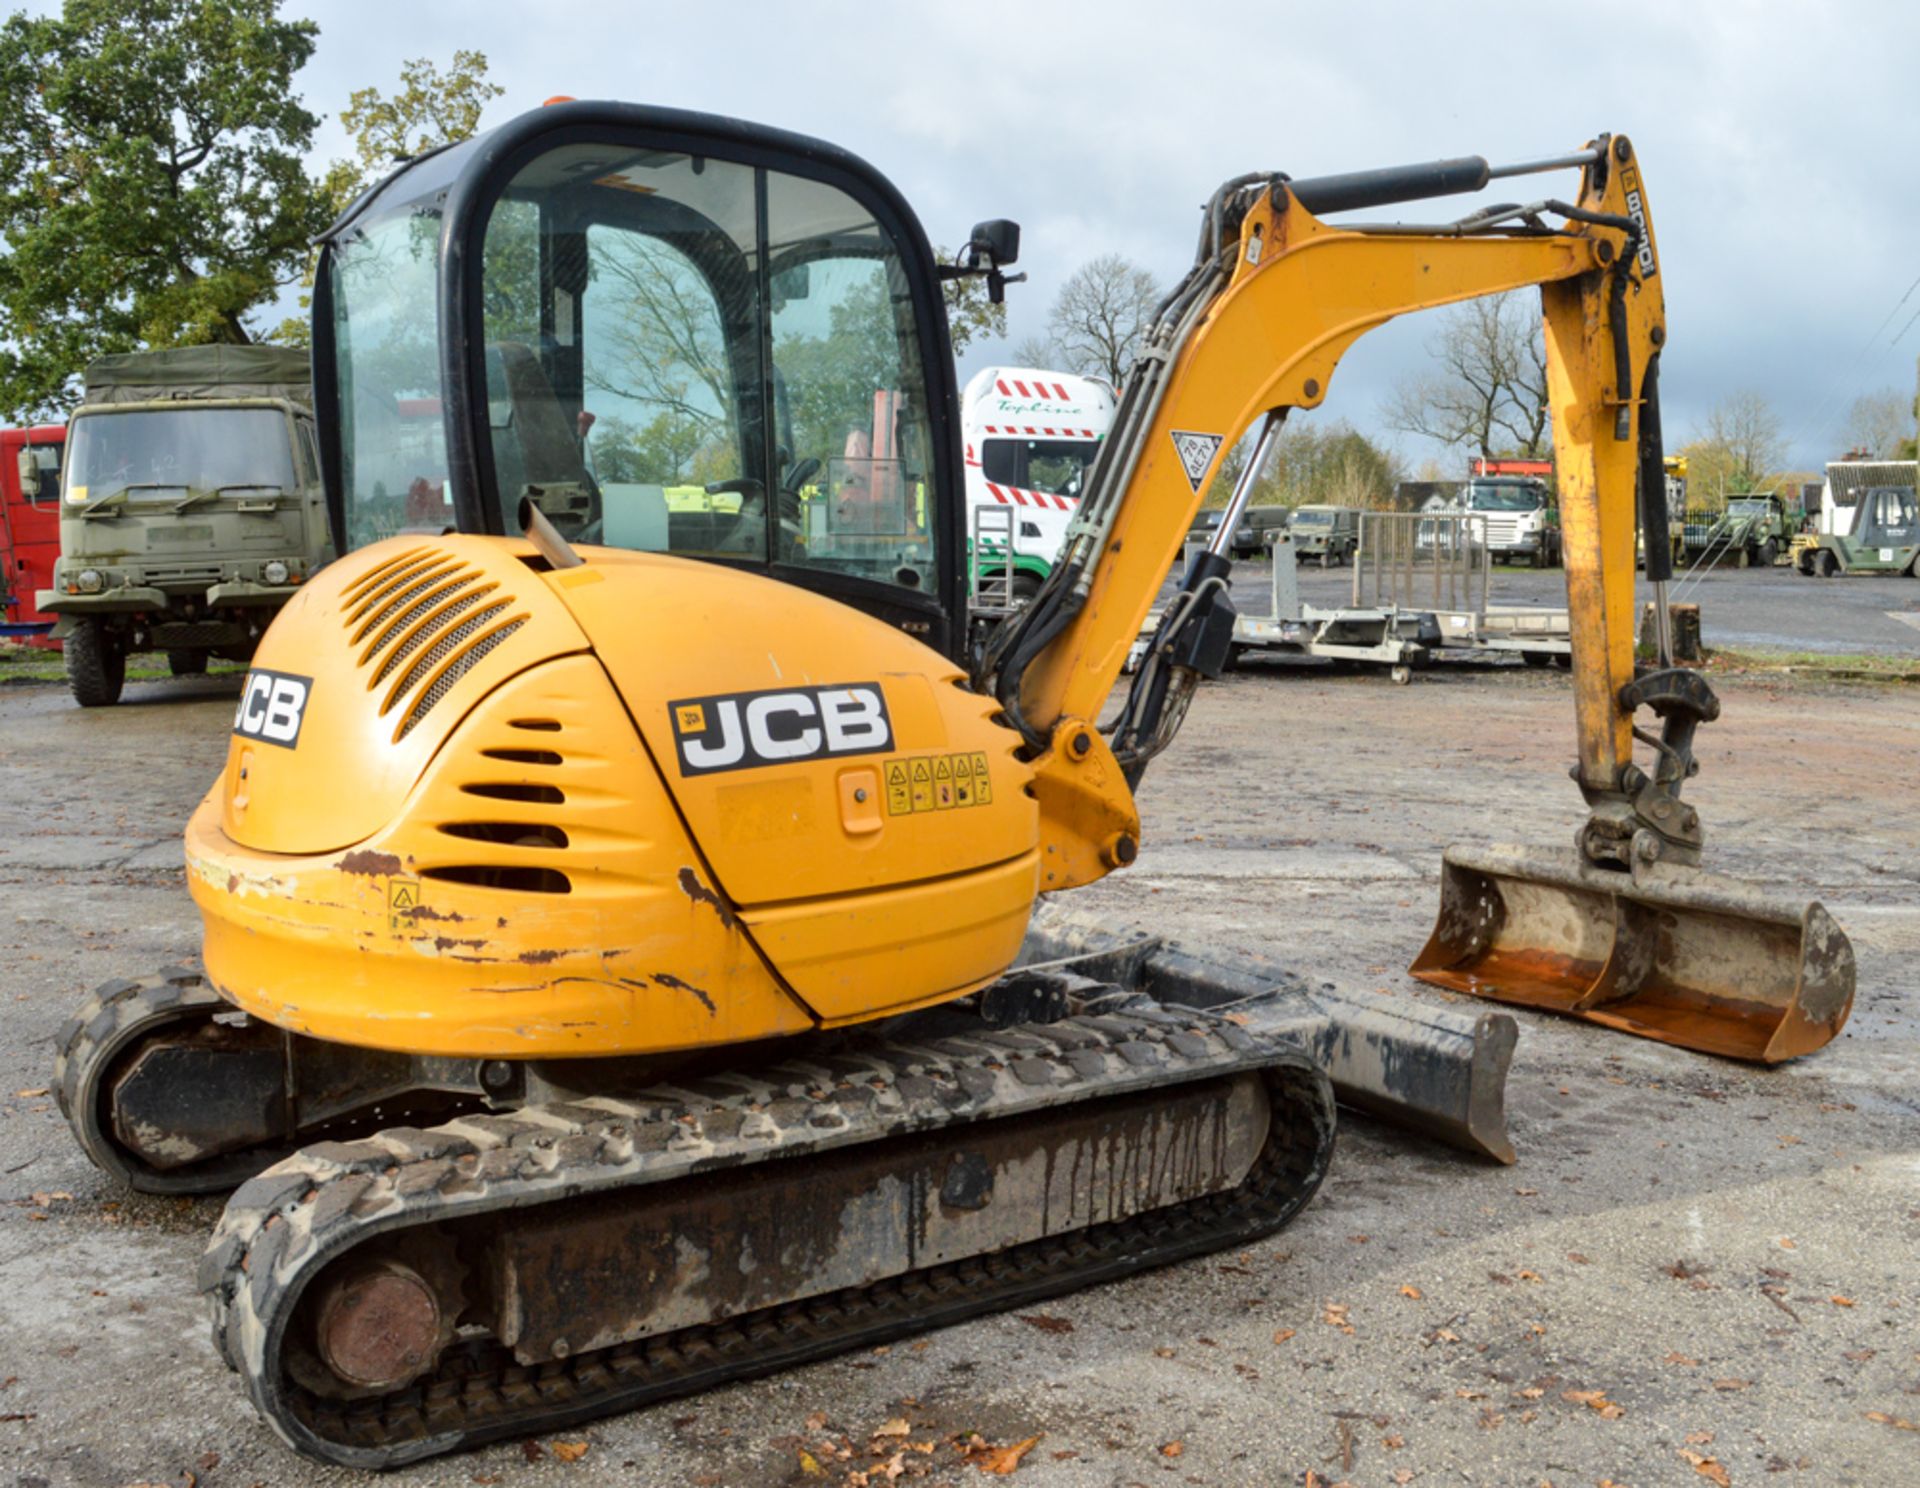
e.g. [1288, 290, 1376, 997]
[54, 103, 1851, 1465]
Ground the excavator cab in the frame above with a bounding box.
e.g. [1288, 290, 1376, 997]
[315, 103, 975, 658]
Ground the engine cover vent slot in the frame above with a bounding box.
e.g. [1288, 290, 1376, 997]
[480, 747, 562, 766]
[438, 822, 569, 849]
[422, 865, 571, 895]
[461, 783, 565, 805]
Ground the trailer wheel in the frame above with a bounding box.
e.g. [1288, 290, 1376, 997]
[1521, 650, 1553, 668]
[65, 619, 126, 708]
[168, 650, 208, 677]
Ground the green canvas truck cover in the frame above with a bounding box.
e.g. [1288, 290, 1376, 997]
[81, 346, 313, 408]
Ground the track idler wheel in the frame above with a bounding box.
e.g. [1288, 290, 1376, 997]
[55, 966, 291, 1193]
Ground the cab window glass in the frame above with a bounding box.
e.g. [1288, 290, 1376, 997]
[768, 174, 936, 595]
[330, 206, 452, 547]
[480, 149, 765, 560]
[28, 443, 61, 507]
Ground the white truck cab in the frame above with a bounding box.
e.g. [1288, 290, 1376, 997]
[961, 366, 1114, 603]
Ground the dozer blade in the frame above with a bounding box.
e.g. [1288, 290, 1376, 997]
[1411, 845, 1855, 1063]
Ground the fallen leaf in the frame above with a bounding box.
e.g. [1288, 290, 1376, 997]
[1393, 1472, 1413, 1485]
[1322, 1302, 1354, 1334]
[1567, 1252, 1591, 1265]
[1017, 1314, 1073, 1335]
[1679, 1448, 1731, 1485]
[1517, 1270, 1542, 1282]
[797, 1448, 825, 1476]
[1399, 1285, 1423, 1300]
[1349, 1234, 1370, 1244]
[1778, 1236, 1797, 1249]
[1382, 1434, 1405, 1448]
[1684, 1429, 1714, 1444]
[1518, 1387, 1545, 1400]
[1160, 1441, 1184, 1457]
[1513, 1187, 1539, 1196]
[1666, 1352, 1700, 1366]
[875, 1418, 911, 1438]
[1712, 1378, 1751, 1392]
[805, 1411, 829, 1431]
[550, 1441, 588, 1463]
[1831, 1295, 1856, 1307]
[1154, 1346, 1177, 1358]
[521, 1441, 544, 1463]
[1561, 1389, 1624, 1418]
[13, 1088, 48, 1098]
[1844, 1349, 1877, 1362]
[1272, 1329, 1296, 1344]
[1865, 1411, 1919, 1431]
[971, 1435, 1042, 1474]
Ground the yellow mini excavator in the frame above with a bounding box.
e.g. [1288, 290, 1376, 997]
[54, 102, 1851, 1465]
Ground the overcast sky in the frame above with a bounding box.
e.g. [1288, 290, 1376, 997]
[269, 1, 1920, 470]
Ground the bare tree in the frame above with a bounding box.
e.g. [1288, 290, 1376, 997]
[1046, 254, 1161, 384]
[1009, 335, 1060, 369]
[1842, 387, 1914, 458]
[1383, 292, 1550, 457]
[1698, 390, 1788, 491]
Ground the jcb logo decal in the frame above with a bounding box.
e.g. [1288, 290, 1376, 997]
[1622, 171, 1656, 279]
[233, 668, 312, 748]
[668, 683, 893, 777]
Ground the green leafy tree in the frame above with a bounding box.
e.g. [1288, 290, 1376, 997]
[275, 50, 504, 345]
[1208, 419, 1402, 509]
[0, 0, 329, 419]
[938, 249, 1006, 357]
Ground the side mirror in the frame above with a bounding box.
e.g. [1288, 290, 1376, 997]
[968, 219, 1020, 268]
[16, 448, 40, 500]
[771, 261, 811, 306]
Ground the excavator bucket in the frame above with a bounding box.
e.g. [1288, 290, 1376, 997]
[1411, 845, 1855, 1063]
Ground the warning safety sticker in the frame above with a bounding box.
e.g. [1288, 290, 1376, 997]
[882, 752, 994, 815]
[1169, 430, 1224, 492]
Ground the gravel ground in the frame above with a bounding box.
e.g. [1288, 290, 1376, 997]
[0, 653, 1915, 1488]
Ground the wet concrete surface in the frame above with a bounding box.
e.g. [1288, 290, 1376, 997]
[1, 658, 1916, 1487]
[1223, 556, 1920, 658]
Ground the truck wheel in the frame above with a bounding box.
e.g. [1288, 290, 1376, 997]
[1009, 572, 1043, 605]
[168, 650, 209, 677]
[1796, 551, 1815, 576]
[1522, 650, 1553, 668]
[1758, 539, 1778, 567]
[66, 620, 126, 708]
[1819, 551, 1840, 578]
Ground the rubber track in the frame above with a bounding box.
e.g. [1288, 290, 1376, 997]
[201, 1006, 1336, 1469]
[52, 964, 276, 1194]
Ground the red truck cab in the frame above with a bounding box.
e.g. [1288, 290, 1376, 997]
[1, 424, 65, 642]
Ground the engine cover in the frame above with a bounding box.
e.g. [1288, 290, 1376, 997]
[189, 537, 1041, 1056]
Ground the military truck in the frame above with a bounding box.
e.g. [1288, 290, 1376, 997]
[1681, 492, 1794, 568]
[38, 346, 329, 706]
[1289, 504, 1360, 565]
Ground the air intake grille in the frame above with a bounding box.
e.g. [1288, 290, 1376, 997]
[339, 544, 532, 743]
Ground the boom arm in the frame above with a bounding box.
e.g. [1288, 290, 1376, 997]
[978, 136, 1670, 889]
